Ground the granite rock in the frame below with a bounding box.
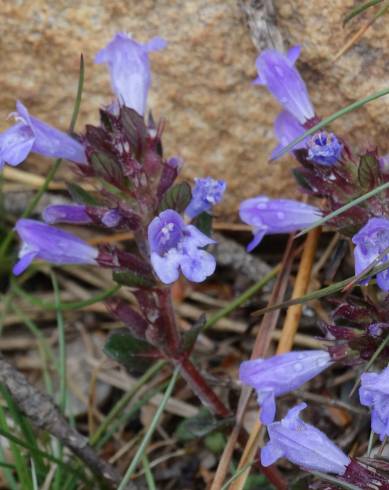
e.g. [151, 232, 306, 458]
[0, 0, 388, 219]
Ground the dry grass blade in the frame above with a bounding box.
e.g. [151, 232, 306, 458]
[230, 228, 320, 490]
[211, 237, 296, 490]
[333, 0, 389, 61]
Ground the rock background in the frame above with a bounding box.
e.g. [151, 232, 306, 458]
[1, 0, 388, 220]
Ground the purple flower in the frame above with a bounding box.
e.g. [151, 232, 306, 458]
[95, 33, 166, 115]
[261, 403, 350, 474]
[13, 219, 98, 276]
[0, 101, 86, 169]
[185, 177, 226, 219]
[359, 367, 389, 441]
[43, 205, 92, 225]
[254, 45, 315, 124]
[239, 196, 322, 252]
[240, 350, 332, 424]
[271, 111, 307, 159]
[148, 209, 216, 284]
[379, 154, 389, 173]
[101, 209, 121, 228]
[352, 218, 389, 291]
[307, 131, 343, 166]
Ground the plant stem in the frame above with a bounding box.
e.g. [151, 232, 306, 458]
[158, 287, 230, 418]
[176, 357, 230, 418]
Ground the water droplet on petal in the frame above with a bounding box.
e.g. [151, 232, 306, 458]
[293, 362, 303, 372]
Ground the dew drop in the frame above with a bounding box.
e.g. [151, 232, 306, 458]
[293, 362, 303, 372]
[276, 212, 285, 219]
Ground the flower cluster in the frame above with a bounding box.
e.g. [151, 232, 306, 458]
[2, 27, 389, 489]
[2, 33, 228, 410]
[4, 33, 225, 288]
[237, 42, 389, 486]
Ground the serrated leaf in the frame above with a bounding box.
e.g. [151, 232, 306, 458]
[67, 183, 100, 206]
[159, 182, 192, 213]
[193, 212, 213, 237]
[113, 270, 155, 289]
[175, 408, 233, 441]
[358, 153, 380, 189]
[103, 328, 155, 373]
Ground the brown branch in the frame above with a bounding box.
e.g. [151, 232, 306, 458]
[0, 353, 139, 490]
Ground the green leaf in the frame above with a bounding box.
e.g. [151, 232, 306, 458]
[357, 153, 380, 189]
[204, 432, 226, 454]
[159, 182, 192, 213]
[104, 328, 154, 372]
[193, 212, 213, 237]
[67, 183, 100, 206]
[292, 168, 313, 191]
[113, 270, 155, 289]
[175, 408, 233, 441]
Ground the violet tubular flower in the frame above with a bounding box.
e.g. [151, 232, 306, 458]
[307, 131, 343, 166]
[13, 219, 98, 276]
[95, 33, 166, 116]
[359, 367, 389, 441]
[148, 209, 216, 284]
[261, 403, 351, 475]
[239, 350, 332, 424]
[0, 101, 86, 169]
[271, 111, 307, 159]
[379, 153, 389, 173]
[43, 205, 92, 225]
[185, 177, 226, 219]
[239, 196, 322, 252]
[254, 45, 315, 124]
[352, 217, 389, 291]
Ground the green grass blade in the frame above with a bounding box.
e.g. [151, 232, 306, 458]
[0, 403, 32, 489]
[271, 87, 389, 160]
[296, 180, 389, 237]
[117, 369, 179, 490]
[50, 272, 67, 414]
[11, 303, 54, 394]
[50, 271, 67, 490]
[0, 440, 18, 489]
[253, 260, 389, 317]
[91, 360, 165, 447]
[0, 386, 47, 479]
[343, 0, 383, 24]
[142, 454, 157, 490]
[202, 265, 279, 331]
[11, 279, 121, 311]
[0, 425, 86, 479]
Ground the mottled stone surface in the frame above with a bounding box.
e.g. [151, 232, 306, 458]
[1, 1, 388, 220]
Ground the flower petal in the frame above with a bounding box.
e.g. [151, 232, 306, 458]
[180, 250, 216, 283]
[150, 250, 181, 284]
[12, 251, 37, 276]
